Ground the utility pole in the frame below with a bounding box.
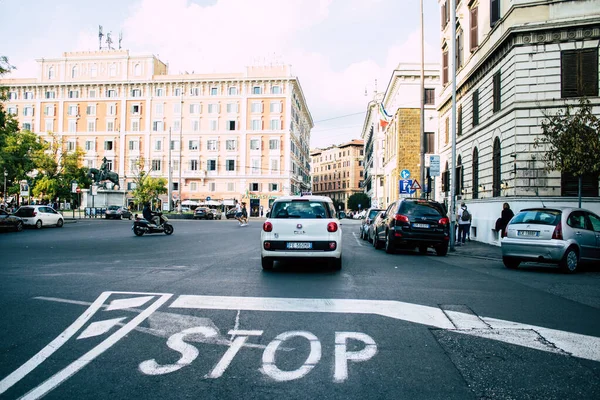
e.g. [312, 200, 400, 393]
[168, 127, 172, 211]
[450, 0, 458, 251]
[178, 83, 183, 213]
[419, 0, 426, 199]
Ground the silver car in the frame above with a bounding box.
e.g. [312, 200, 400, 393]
[501, 207, 600, 273]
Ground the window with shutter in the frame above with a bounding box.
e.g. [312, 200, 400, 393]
[490, 0, 500, 27]
[472, 89, 479, 126]
[493, 71, 501, 112]
[442, 50, 449, 84]
[561, 48, 599, 98]
[470, 7, 478, 51]
[561, 171, 599, 197]
[441, 2, 446, 29]
[456, 29, 464, 68]
[493, 137, 501, 197]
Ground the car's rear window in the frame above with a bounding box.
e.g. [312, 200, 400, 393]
[271, 200, 331, 219]
[399, 201, 445, 217]
[15, 207, 35, 217]
[108, 206, 119, 210]
[368, 209, 382, 219]
[510, 209, 561, 226]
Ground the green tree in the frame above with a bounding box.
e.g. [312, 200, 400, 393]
[129, 158, 167, 207]
[534, 98, 600, 207]
[347, 192, 370, 211]
[332, 198, 345, 212]
[30, 133, 90, 201]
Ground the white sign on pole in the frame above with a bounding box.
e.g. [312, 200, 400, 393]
[429, 155, 441, 177]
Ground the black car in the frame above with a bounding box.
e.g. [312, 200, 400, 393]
[225, 208, 237, 219]
[0, 209, 24, 232]
[373, 198, 450, 256]
[193, 207, 213, 220]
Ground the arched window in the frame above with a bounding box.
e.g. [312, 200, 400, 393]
[71, 65, 78, 78]
[109, 63, 117, 77]
[442, 161, 450, 193]
[48, 66, 54, 79]
[472, 147, 479, 199]
[134, 64, 141, 76]
[493, 137, 501, 197]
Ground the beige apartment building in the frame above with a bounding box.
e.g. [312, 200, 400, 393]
[310, 140, 364, 209]
[1, 49, 313, 214]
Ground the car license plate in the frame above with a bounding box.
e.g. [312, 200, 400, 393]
[287, 242, 312, 249]
[518, 230, 539, 237]
[412, 223, 430, 229]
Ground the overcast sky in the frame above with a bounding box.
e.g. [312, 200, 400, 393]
[0, 0, 441, 149]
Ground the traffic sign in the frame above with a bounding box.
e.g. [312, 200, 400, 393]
[429, 155, 440, 177]
[206, 196, 211, 201]
[399, 179, 415, 194]
[400, 169, 411, 179]
[410, 180, 421, 190]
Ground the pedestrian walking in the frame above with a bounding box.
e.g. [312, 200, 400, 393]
[260, 205, 264, 217]
[495, 202, 515, 238]
[456, 202, 471, 245]
[241, 202, 249, 226]
[234, 202, 243, 225]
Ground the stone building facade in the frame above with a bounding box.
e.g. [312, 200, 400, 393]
[310, 139, 364, 208]
[437, 0, 600, 244]
[1, 49, 313, 212]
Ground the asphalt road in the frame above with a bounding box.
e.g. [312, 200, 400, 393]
[1, 218, 599, 400]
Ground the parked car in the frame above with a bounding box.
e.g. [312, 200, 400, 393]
[372, 198, 449, 255]
[0, 209, 24, 232]
[209, 209, 222, 220]
[13, 205, 64, 229]
[225, 208, 237, 219]
[193, 207, 213, 220]
[105, 205, 132, 220]
[360, 208, 384, 240]
[261, 195, 342, 271]
[501, 207, 600, 273]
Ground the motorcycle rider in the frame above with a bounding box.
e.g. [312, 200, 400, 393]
[143, 202, 162, 227]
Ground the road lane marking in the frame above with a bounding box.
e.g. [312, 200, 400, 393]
[1, 291, 598, 398]
[170, 295, 456, 329]
[170, 294, 600, 362]
[77, 317, 127, 340]
[0, 292, 171, 400]
[351, 232, 364, 247]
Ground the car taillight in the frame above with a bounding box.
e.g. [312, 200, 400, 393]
[327, 222, 338, 232]
[263, 221, 273, 232]
[33, 211, 37, 217]
[552, 222, 563, 240]
[438, 217, 449, 225]
[264, 241, 271, 249]
[394, 214, 409, 223]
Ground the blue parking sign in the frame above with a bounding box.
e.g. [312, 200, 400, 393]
[399, 179, 415, 194]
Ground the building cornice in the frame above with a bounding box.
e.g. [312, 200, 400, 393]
[438, 21, 600, 114]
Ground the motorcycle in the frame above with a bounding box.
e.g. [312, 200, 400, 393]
[132, 213, 174, 236]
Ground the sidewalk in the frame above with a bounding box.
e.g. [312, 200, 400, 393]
[448, 239, 502, 260]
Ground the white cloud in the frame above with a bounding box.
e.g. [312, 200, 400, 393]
[69, 0, 440, 149]
[122, 0, 333, 73]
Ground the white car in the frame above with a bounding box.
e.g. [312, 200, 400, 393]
[13, 205, 64, 229]
[261, 195, 343, 271]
